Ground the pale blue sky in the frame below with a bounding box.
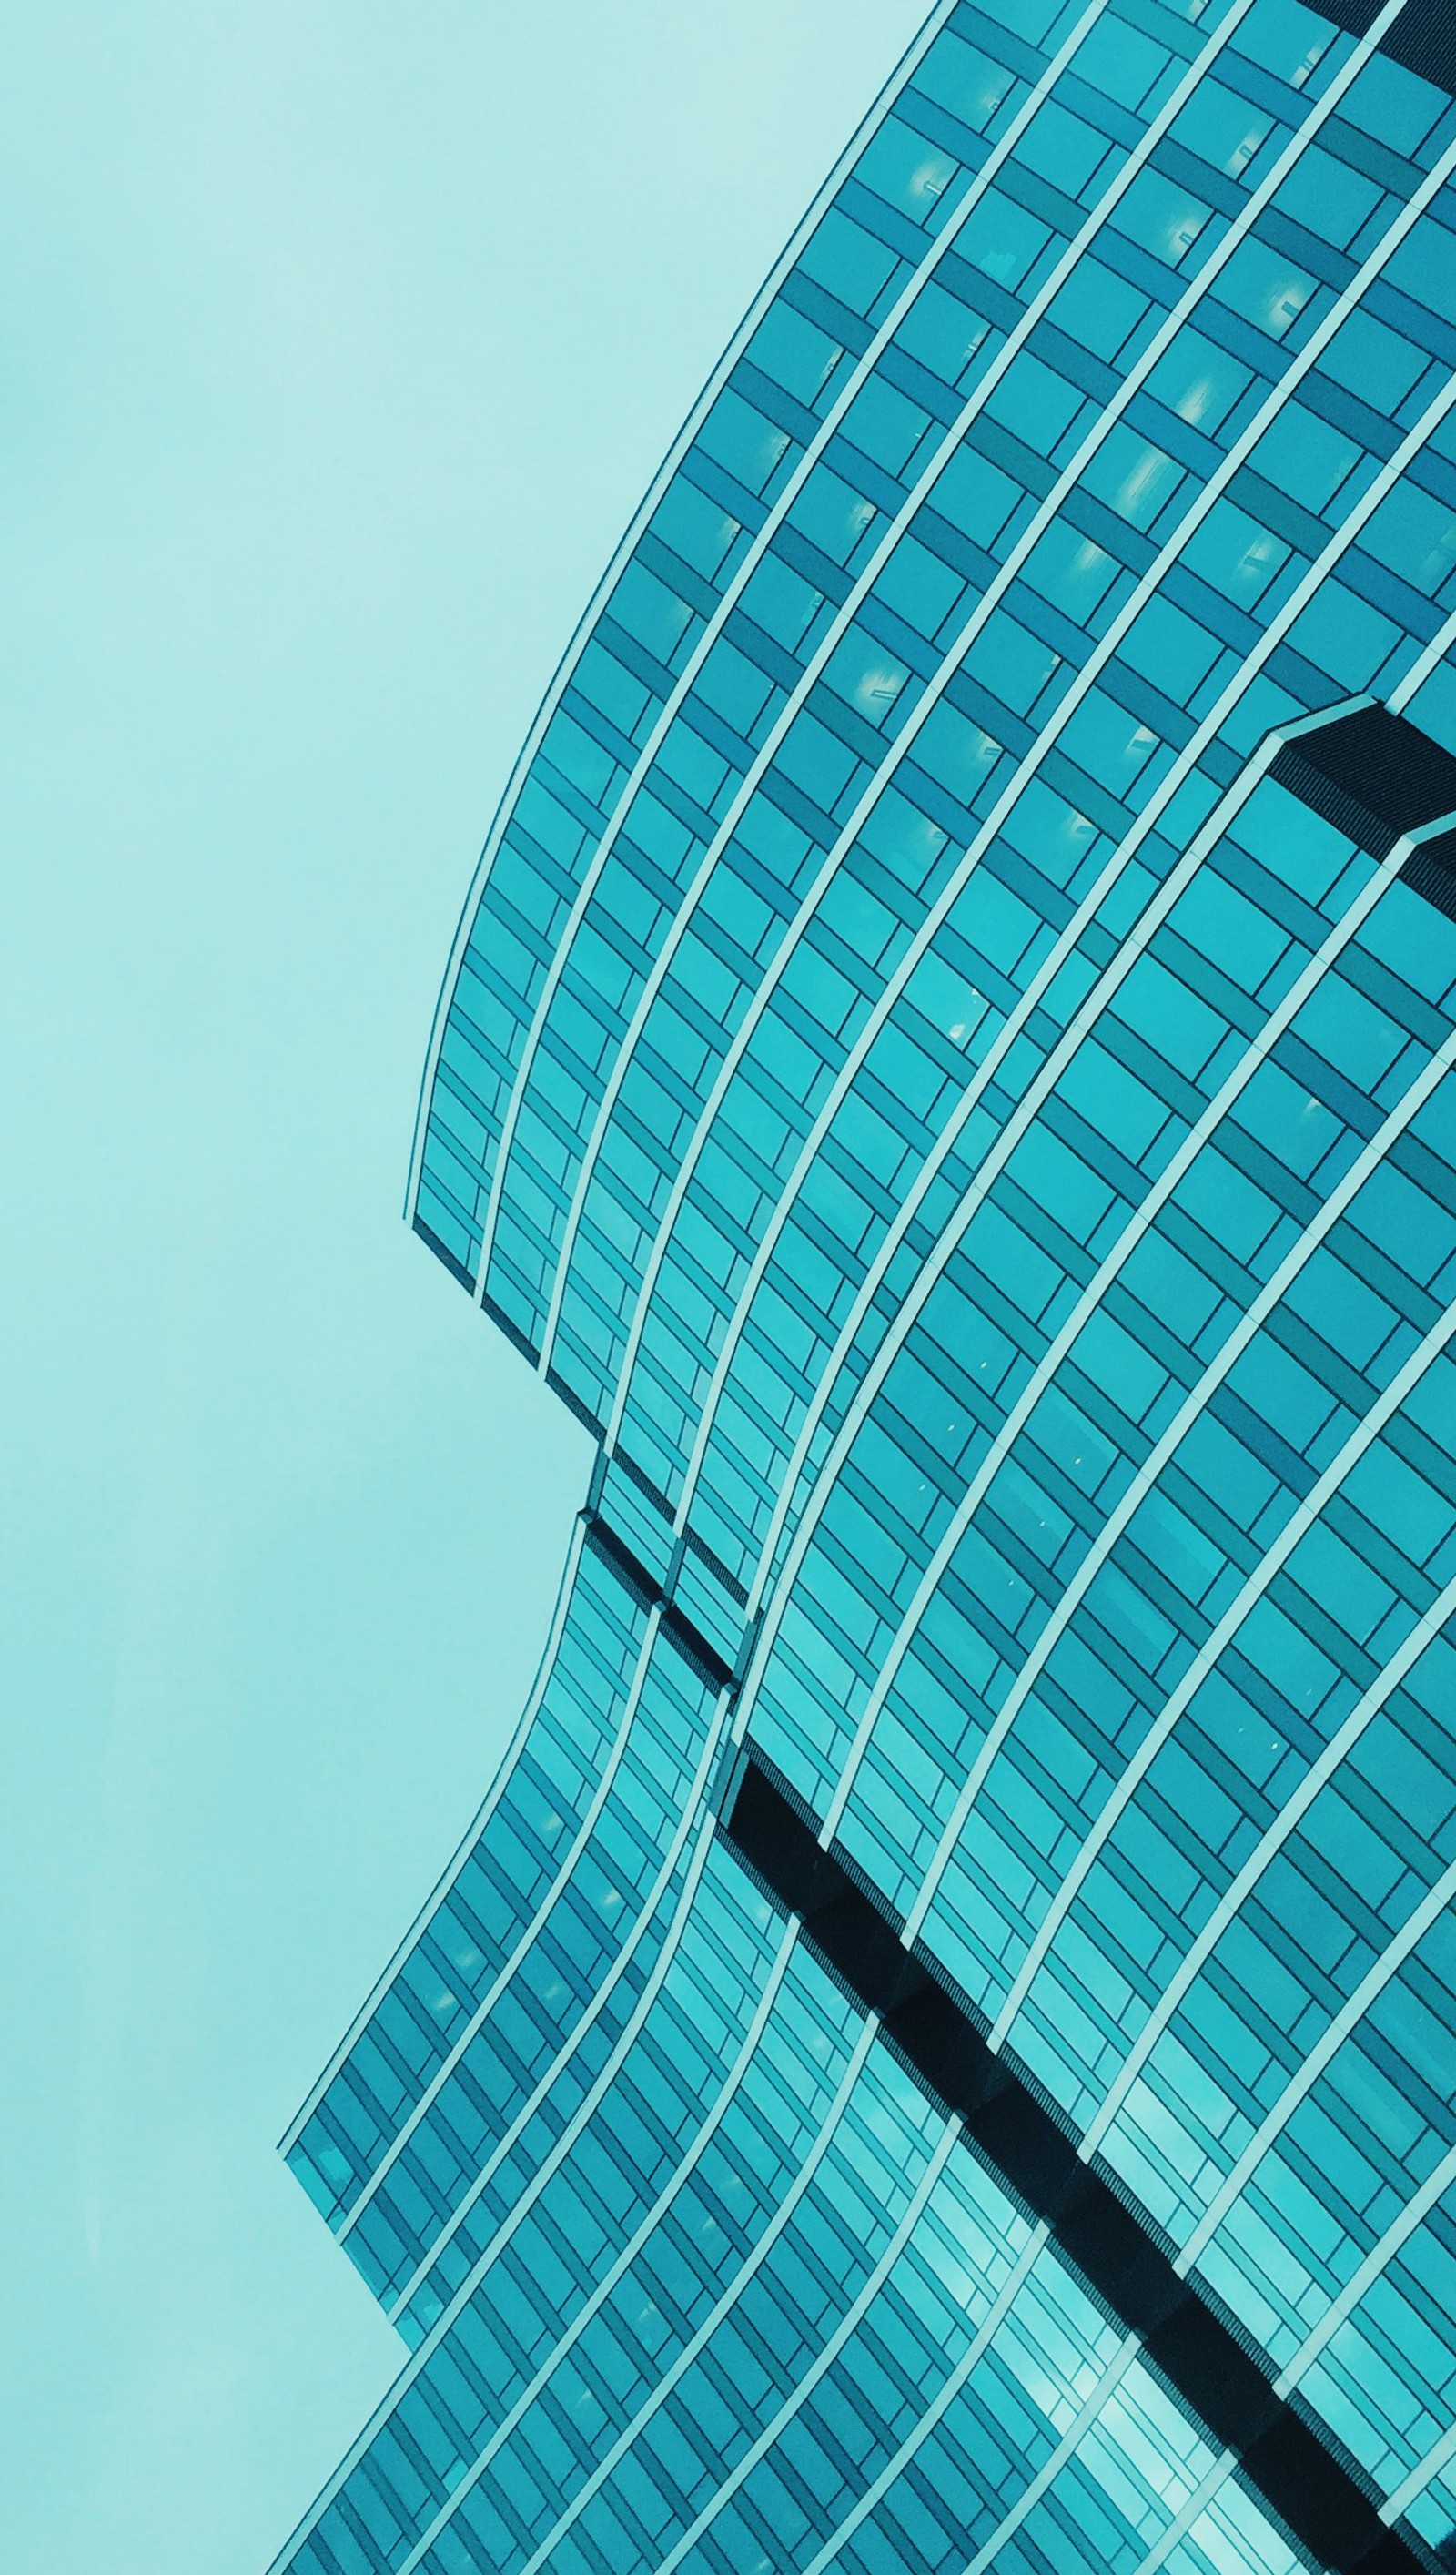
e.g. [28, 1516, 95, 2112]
[0, 6, 925, 2570]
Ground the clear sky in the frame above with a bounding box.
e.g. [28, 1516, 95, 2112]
[0, 5, 925, 2570]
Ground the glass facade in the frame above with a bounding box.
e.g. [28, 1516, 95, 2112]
[274, 4, 1456, 2570]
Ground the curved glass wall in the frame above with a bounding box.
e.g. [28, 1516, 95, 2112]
[278, 4, 1456, 2571]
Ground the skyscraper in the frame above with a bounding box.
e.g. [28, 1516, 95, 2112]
[273, 3, 1456, 2570]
